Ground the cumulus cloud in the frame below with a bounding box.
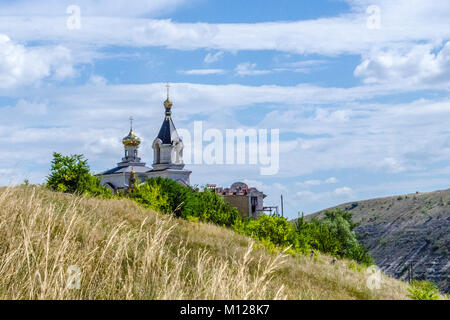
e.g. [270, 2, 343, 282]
[355, 42, 450, 85]
[0, 35, 75, 88]
[334, 187, 353, 197]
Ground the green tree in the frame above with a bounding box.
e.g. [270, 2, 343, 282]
[130, 181, 170, 213]
[46, 152, 111, 197]
[243, 214, 299, 248]
[194, 188, 241, 227]
[294, 210, 373, 264]
[135, 177, 197, 217]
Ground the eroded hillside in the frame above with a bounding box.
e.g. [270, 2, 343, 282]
[311, 189, 450, 293]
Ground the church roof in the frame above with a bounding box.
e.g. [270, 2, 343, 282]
[156, 83, 181, 145]
[100, 164, 152, 175]
[156, 117, 178, 144]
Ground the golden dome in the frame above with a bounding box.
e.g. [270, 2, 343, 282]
[122, 129, 141, 147]
[164, 98, 173, 109]
[122, 116, 141, 147]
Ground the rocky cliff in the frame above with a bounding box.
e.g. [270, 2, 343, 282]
[310, 189, 450, 293]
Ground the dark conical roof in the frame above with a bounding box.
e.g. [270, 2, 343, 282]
[156, 83, 180, 144]
[157, 117, 178, 144]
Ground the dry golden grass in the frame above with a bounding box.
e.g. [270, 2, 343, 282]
[0, 186, 410, 300]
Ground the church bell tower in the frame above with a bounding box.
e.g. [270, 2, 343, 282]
[148, 84, 191, 185]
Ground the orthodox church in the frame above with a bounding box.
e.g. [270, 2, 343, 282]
[99, 86, 191, 192]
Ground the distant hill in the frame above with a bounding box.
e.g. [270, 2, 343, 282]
[0, 186, 410, 300]
[309, 189, 450, 293]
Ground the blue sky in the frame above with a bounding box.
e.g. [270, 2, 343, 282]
[1, 0, 450, 218]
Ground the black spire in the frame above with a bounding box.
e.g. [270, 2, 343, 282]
[157, 84, 179, 144]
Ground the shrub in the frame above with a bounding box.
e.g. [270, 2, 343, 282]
[305, 219, 342, 256]
[194, 188, 241, 227]
[408, 280, 441, 300]
[294, 210, 373, 265]
[138, 177, 197, 217]
[241, 214, 298, 248]
[131, 178, 240, 227]
[46, 152, 112, 198]
[130, 181, 170, 213]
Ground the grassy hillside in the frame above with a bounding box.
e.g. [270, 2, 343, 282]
[310, 189, 450, 294]
[0, 186, 410, 300]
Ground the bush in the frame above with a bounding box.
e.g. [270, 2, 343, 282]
[135, 177, 197, 217]
[129, 181, 170, 213]
[46, 152, 112, 198]
[294, 210, 373, 265]
[303, 219, 342, 256]
[408, 280, 441, 300]
[194, 188, 241, 227]
[241, 214, 298, 248]
[131, 178, 240, 227]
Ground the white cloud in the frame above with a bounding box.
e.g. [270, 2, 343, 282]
[1, 1, 449, 58]
[88, 75, 108, 86]
[235, 63, 272, 76]
[179, 69, 225, 75]
[379, 157, 406, 173]
[296, 177, 338, 187]
[355, 42, 450, 85]
[334, 187, 353, 197]
[305, 180, 321, 186]
[276, 59, 328, 73]
[325, 177, 338, 184]
[204, 51, 224, 64]
[0, 35, 75, 88]
[296, 186, 354, 204]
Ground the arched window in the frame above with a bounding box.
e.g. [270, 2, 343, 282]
[125, 150, 129, 157]
[153, 139, 162, 164]
[134, 150, 137, 157]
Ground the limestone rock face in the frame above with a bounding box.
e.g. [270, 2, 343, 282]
[310, 189, 450, 294]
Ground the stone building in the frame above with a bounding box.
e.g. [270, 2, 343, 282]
[209, 182, 266, 219]
[99, 86, 191, 191]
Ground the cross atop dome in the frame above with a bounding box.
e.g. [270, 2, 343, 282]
[122, 115, 140, 147]
[129, 116, 134, 131]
